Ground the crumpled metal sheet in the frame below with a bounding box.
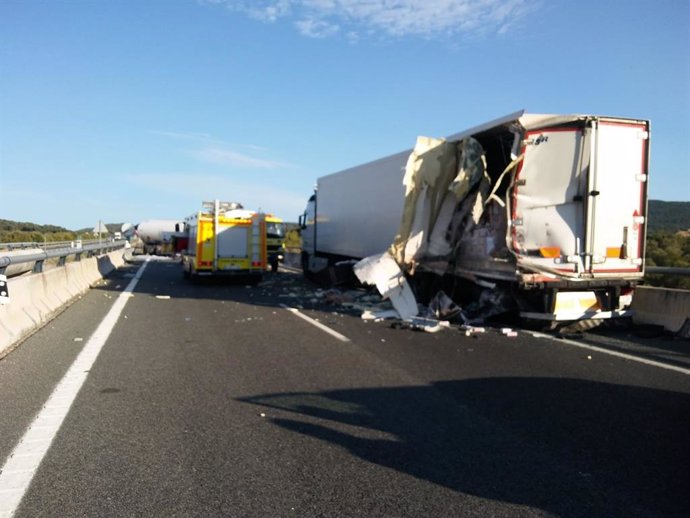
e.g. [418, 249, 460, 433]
[389, 137, 487, 271]
[353, 252, 418, 320]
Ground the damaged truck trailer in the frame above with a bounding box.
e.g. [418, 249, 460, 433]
[299, 110, 651, 323]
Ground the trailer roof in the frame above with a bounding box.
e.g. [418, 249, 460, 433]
[321, 110, 649, 180]
[446, 111, 648, 140]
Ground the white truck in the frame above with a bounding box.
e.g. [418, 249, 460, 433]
[299, 111, 651, 323]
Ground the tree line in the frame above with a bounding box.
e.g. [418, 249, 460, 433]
[0, 219, 88, 244]
[645, 231, 690, 289]
[2, 205, 688, 289]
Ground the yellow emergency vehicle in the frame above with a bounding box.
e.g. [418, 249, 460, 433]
[182, 200, 267, 283]
[265, 215, 285, 272]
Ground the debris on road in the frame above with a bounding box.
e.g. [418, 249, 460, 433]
[426, 291, 464, 322]
[260, 270, 537, 338]
[354, 252, 418, 320]
[361, 309, 399, 322]
[409, 317, 450, 333]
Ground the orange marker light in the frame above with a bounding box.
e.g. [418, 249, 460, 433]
[539, 247, 561, 258]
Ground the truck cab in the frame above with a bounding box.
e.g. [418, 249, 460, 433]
[265, 216, 285, 272]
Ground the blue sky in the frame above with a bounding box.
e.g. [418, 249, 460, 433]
[1, 0, 688, 230]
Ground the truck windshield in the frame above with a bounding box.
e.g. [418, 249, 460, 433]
[266, 223, 284, 238]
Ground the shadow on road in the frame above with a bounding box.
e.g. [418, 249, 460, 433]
[239, 378, 690, 518]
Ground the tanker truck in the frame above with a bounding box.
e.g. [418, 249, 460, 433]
[134, 219, 185, 255]
[299, 110, 650, 323]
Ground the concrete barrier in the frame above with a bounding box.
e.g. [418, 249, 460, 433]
[0, 250, 127, 358]
[631, 286, 690, 334]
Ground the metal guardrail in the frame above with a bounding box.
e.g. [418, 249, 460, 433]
[1, 241, 686, 277]
[646, 267, 690, 276]
[0, 239, 113, 252]
[0, 240, 128, 275]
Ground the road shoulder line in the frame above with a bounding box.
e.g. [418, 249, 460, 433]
[280, 304, 350, 343]
[0, 259, 149, 518]
[532, 332, 690, 375]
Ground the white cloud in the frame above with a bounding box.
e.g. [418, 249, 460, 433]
[295, 18, 340, 38]
[126, 173, 308, 220]
[152, 130, 286, 169]
[149, 130, 223, 144]
[189, 146, 292, 169]
[207, 0, 537, 39]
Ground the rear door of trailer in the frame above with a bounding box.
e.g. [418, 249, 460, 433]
[586, 119, 649, 278]
[513, 122, 588, 276]
[513, 117, 648, 278]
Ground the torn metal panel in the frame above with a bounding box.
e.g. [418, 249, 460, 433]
[389, 136, 487, 271]
[390, 136, 457, 266]
[353, 252, 418, 320]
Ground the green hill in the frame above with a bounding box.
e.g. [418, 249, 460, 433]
[648, 200, 690, 232]
[0, 219, 71, 234]
[0, 219, 76, 243]
[0, 220, 125, 243]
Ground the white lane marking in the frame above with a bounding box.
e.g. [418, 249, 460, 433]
[0, 260, 149, 518]
[532, 332, 690, 376]
[280, 304, 350, 342]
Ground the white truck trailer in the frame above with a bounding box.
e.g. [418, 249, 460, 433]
[299, 111, 650, 322]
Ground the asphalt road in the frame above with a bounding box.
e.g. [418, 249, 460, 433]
[1, 258, 689, 517]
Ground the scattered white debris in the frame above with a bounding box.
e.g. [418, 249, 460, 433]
[408, 316, 450, 333]
[155, 295, 171, 300]
[461, 325, 486, 334]
[361, 309, 400, 321]
[73, 337, 83, 342]
[354, 252, 418, 320]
